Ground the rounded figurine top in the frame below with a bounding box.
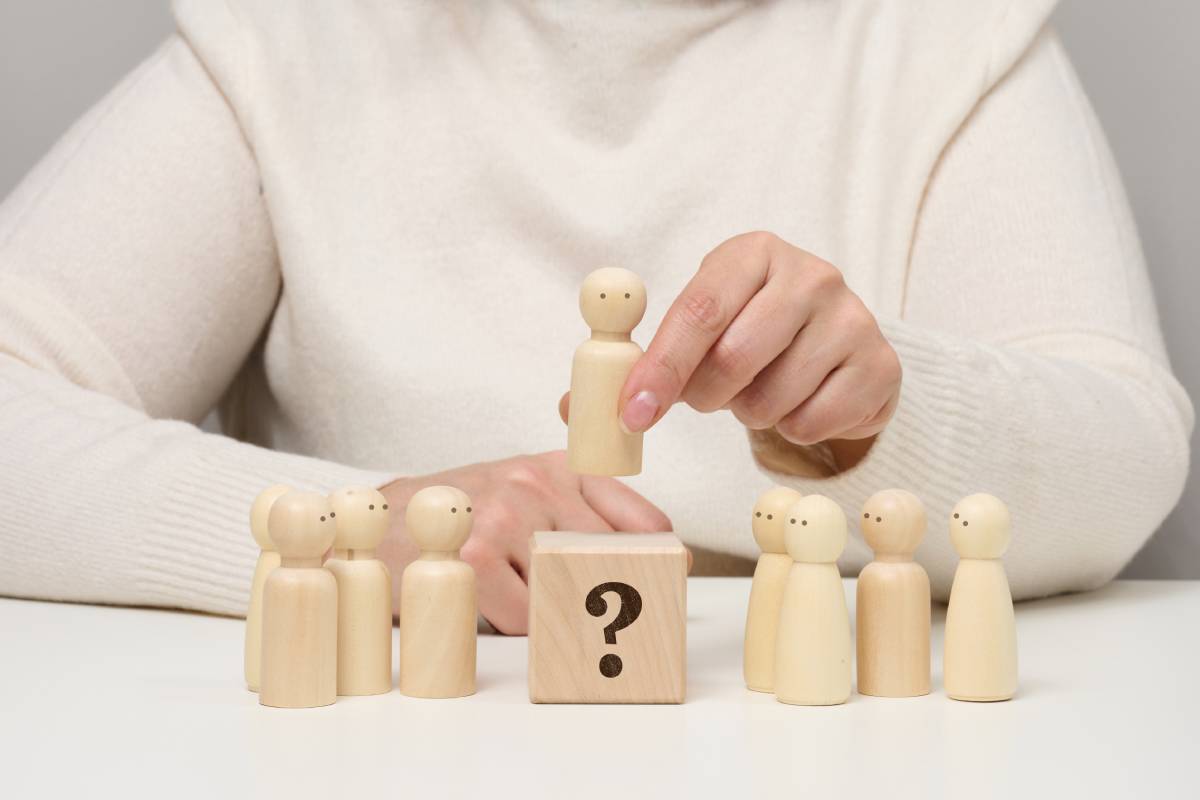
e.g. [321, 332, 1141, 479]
[949, 493, 1011, 559]
[329, 485, 391, 551]
[579, 268, 647, 334]
[751, 486, 803, 554]
[783, 494, 847, 563]
[267, 491, 337, 560]
[250, 484, 291, 550]
[860, 488, 926, 557]
[404, 485, 474, 553]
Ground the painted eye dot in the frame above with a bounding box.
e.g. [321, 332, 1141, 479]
[330, 512, 336, 518]
[801, 520, 808, 526]
[864, 512, 870, 519]
[466, 507, 472, 513]
[382, 504, 388, 510]
[875, 516, 882, 523]
[624, 292, 630, 299]
[790, 518, 796, 524]
[451, 507, 458, 513]
[600, 292, 607, 299]
[319, 516, 326, 522]
[962, 521, 969, 527]
[755, 512, 762, 518]
[368, 504, 375, 510]
[766, 514, 773, 520]
[953, 513, 960, 519]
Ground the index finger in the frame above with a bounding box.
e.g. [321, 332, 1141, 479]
[619, 233, 773, 433]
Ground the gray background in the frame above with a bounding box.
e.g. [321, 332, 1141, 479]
[1, 1, 1196, 577]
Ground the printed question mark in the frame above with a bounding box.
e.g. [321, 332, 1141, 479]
[585, 582, 643, 678]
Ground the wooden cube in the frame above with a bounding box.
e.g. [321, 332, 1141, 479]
[528, 532, 687, 704]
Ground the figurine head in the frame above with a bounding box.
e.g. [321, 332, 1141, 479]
[267, 491, 337, 560]
[751, 486, 803, 554]
[949, 493, 1010, 559]
[783, 494, 847, 564]
[329, 485, 390, 551]
[404, 485, 474, 553]
[860, 489, 926, 557]
[250, 484, 291, 551]
[579, 268, 647, 335]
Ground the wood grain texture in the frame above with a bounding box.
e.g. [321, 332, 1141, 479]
[529, 532, 686, 704]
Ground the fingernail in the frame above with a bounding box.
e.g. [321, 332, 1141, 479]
[620, 391, 659, 434]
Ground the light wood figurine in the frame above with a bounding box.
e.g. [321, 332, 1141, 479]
[399, 485, 477, 699]
[260, 491, 338, 709]
[566, 267, 647, 476]
[326, 486, 393, 696]
[743, 485, 803, 692]
[245, 484, 290, 692]
[528, 531, 687, 704]
[856, 489, 931, 698]
[944, 493, 1018, 702]
[774, 494, 852, 706]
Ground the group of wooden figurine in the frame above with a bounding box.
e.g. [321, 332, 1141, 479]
[744, 487, 1018, 705]
[244, 484, 478, 708]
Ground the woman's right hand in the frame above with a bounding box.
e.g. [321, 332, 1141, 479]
[378, 451, 672, 634]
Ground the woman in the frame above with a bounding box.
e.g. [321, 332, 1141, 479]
[0, 0, 1190, 632]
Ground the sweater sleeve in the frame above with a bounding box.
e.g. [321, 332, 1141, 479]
[0, 36, 393, 616]
[750, 28, 1193, 601]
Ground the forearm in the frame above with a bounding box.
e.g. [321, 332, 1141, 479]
[754, 319, 1191, 601]
[0, 355, 395, 615]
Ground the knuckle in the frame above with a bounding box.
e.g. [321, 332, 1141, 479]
[776, 412, 823, 446]
[878, 346, 902, 385]
[502, 461, 548, 495]
[641, 509, 674, 533]
[460, 539, 499, 574]
[478, 501, 524, 537]
[709, 338, 757, 385]
[654, 509, 674, 531]
[490, 606, 529, 636]
[681, 382, 723, 414]
[677, 289, 726, 335]
[733, 230, 781, 256]
[801, 255, 845, 294]
[731, 383, 777, 430]
[649, 349, 690, 393]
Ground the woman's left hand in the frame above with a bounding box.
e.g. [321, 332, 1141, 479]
[617, 231, 902, 449]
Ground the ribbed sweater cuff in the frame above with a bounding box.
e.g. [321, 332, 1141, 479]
[139, 434, 396, 616]
[754, 318, 990, 509]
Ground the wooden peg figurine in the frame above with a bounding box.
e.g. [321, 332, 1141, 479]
[326, 486, 393, 696]
[944, 493, 1018, 702]
[260, 491, 338, 709]
[399, 485, 477, 699]
[566, 267, 647, 476]
[856, 489, 931, 698]
[743, 486, 803, 692]
[774, 494, 852, 706]
[245, 484, 291, 692]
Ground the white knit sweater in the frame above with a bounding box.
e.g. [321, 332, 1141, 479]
[0, 0, 1191, 615]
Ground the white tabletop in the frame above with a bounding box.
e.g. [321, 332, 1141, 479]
[1, 578, 1196, 799]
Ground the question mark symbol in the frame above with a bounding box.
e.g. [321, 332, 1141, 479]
[585, 582, 643, 678]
